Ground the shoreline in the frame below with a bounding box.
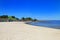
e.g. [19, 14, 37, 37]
[0, 22, 60, 40]
[25, 21, 60, 29]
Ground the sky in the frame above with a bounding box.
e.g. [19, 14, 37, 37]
[0, 0, 60, 20]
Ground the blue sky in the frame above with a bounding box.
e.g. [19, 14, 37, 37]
[0, 0, 60, 20]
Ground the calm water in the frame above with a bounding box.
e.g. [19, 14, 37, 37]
[27, 20, 60, 29]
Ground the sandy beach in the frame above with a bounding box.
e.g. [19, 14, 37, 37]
[0, 22, 60, 40]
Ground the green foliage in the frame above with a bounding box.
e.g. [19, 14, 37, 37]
[16, 18, 20, 20]
[21, 17, 36, 21]
[11, 16, 15, 18]
[21, 17, 32, 21]
[33, 19, 37, 21]
[0, 15, 38, 21]
[25, 17, 33, 21]
[8, 16, 17, 21]
[21, 17, 25, 21]
[0, 15, 8, 18]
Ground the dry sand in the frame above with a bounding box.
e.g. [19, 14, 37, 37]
[0, 22, 60, 40]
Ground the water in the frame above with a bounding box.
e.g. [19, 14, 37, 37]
[26, 20, 60, 29]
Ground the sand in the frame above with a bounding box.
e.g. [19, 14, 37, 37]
[0, 22, 60, 40]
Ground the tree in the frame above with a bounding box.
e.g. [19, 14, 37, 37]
[21, 17, 25, 21]
[8, 16, 18, 21]
[33, 19, 37, 21]
[11, 16, 15, 18]
[16, 18, 20, 20]
[0, 15, 8, 18]
[25, 17, 33, 21]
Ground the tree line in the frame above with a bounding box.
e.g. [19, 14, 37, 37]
[0, 15, 38, 21]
